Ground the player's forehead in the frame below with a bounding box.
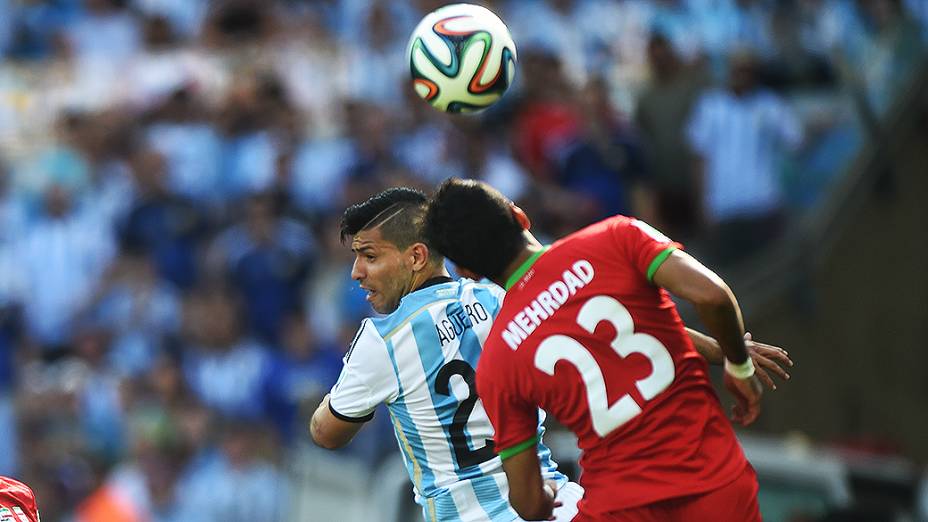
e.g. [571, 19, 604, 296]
[350, 227, 398, 253]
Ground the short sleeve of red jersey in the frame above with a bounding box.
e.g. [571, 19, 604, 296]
[610, 217, 683, 283]
[476, 353, 539, 458]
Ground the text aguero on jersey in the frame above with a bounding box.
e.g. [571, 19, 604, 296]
[502, 260, 595, 350]
[436, 301, 491, 346]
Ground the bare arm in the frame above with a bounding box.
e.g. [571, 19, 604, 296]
[688, 328, 792, 390]
[654, 250, 748, 364]
[500, 446, 559, 521]
[653, 250, 763, 425]
[310, 394, 366, 450]
[687, 327, 724, 364]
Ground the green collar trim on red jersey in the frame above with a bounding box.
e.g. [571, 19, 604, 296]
[504, 246, 550, 291]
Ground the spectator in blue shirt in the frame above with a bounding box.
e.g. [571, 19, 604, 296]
[209, 192, 316, 345]
[686, 49, 804, 264]
[120, 147, 207, 290]
[263, 311, 342, 444]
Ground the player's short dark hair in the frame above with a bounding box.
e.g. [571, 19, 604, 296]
[424, 178, 525, 280]
[340, 187, 437, 254]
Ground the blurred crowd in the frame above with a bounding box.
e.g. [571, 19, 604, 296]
[0, 0, 924, 520]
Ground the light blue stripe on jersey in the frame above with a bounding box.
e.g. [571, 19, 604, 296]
[471, 476, 520, 522]
[471, 285, 503, 321]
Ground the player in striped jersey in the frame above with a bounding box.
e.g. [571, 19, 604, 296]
[310, 188, 790, 522]
[310, 188, 580, 522]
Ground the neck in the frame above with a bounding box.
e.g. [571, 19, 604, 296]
[409, 264, 451, 293]
[492, 231, 545, 288]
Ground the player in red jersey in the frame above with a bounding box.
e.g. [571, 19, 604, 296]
[424, 179, 766, 521]
[0, 476, 40, 522]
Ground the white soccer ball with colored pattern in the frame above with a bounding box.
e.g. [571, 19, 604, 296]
[407, 3, 517, 113]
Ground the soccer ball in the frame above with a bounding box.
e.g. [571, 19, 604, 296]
[407, 3, 517, 113]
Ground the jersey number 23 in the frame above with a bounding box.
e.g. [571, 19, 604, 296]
[535, 295, 676, 437]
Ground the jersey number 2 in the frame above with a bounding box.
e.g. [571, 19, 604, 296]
[435, 360, 496, 468]
[534, 295, 675, 438]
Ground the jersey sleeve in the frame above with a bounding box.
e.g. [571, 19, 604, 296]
[611, 217, 683, 283]
[328, 319, 399, 422]
[476, 348, 540, 458]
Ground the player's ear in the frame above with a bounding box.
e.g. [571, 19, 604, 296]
[510, 204, 531, 231]
[409, 242, 431, 272]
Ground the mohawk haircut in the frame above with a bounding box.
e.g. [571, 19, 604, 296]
[424, 178, 525, 281]
[340, 187, 434, 252]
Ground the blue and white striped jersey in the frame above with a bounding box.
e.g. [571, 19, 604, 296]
[329, 278, 565, 522]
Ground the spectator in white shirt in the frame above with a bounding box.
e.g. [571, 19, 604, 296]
[686, 50, 804, 264]
[12, 183, 115, 351]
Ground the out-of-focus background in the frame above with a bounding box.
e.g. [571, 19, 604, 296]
[0, 0, 925, 520]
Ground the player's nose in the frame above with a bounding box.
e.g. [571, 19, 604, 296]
[351, 258, 364, 281]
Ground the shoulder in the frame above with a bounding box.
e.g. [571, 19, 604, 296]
[459, 278, 505, 304]
[369, 284, 461, 338]
[346, 318, 386, 360]
[586, 215, 671, 243]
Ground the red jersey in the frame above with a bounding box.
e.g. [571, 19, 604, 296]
[0, 476, 40, 522]
[476, 216, 747, 517]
